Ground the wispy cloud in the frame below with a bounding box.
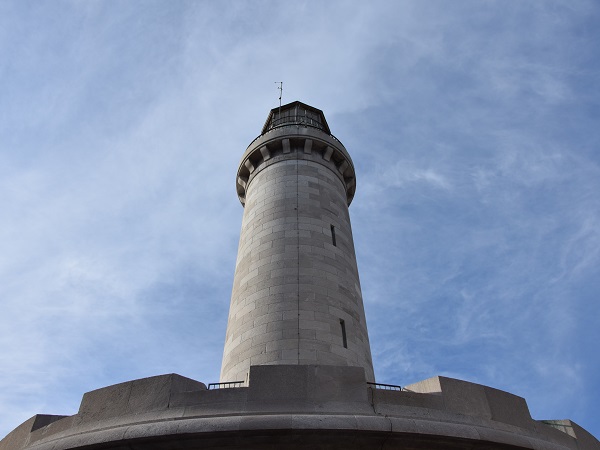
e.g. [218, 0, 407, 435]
[0, 0, 599, 440]
[378, 161, 452, 190]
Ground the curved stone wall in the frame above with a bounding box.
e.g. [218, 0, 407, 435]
[221, 128, 373, 382]
[3, 367, 597, 450]
[236, 125, 356, 206]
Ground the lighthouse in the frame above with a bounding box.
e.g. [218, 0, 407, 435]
[221, 101, 374, 383]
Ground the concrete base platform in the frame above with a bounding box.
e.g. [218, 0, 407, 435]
[1, 365, 598, 450]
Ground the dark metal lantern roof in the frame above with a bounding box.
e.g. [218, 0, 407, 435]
[262, 101, 331, 135]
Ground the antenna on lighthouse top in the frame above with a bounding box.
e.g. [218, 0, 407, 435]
[275, 81, 282, 116]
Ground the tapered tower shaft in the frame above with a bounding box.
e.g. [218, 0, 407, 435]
[221, 102, 374, 382]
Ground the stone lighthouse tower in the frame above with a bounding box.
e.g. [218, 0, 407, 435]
[221, 101, 374, 383]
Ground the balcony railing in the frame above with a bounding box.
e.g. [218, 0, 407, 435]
[207, 381, 245, 390]
[367, 382, 403, 391]
[246, 125, 341, 152]
[208, 380, 405, 391]
[266, 115, 327, 132]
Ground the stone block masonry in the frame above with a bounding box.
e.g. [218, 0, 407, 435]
[221, 105, 374, 383]
[3, 366, 597, 450]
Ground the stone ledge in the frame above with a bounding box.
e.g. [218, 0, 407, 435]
[78, 373, 206, 422]
[15, 414, 584, 450]
[236, 127, 356, 206]
[2, 365, 598, 450]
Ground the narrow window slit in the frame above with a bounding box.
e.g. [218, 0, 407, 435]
[340, 319, 347, 348]
[330, 225, 337, 247]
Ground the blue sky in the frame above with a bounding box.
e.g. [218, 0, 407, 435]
[1, 0, 599, 439]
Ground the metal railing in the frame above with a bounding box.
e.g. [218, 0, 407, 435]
[207, 381, 245, 390]
[267, 115, 327, 132]
[367, 382, 403, 391]
[209, 381, 406, 391]
[246, 126, 341, 152]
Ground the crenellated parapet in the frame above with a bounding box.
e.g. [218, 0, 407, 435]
[2, 367, 598, 450]
[237, 113, 357, 207]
